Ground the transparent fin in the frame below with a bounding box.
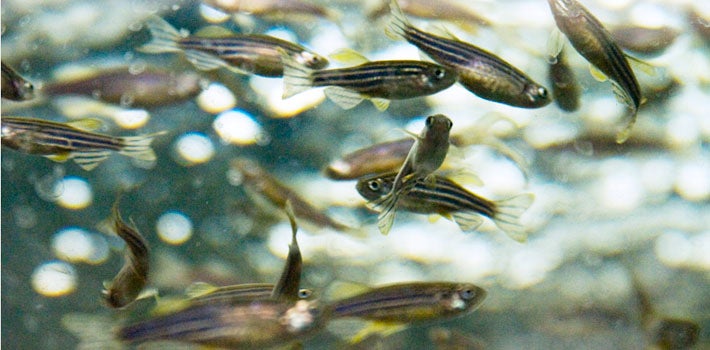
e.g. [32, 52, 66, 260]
[625, 54, 657, 76]
[375, 192, 398, 235]
[370, 97, 390, 111]
[492, 193, 534, 243]
[546, 28, 565, 61]
[385, 0, 409, 40]
[61, 313, 124, 350]
[184, 49, 230, 71]
[281, 50, 314, 98]
[452, 211, 485, 232]
[118, 131, 166, 162]
[442, 168, 484, 187]
[324, 86, 365, 109]
[184, 281, 219, 298]
[71, 151, 112, 171]
[67, 118, 104, 131]
[427, 24, 459, 40]
[328, 48, 370, 65]
[589, 64, 608, 82]
[138, 16, 184, 54]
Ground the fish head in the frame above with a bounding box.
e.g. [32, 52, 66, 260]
[422, 65, 458, 89]
[297, 50, 329, 70]
[356, 175, 393, 201]
[442, 283, 487, 313]
[523, 83, 552, 107]
[423, 114, 453, 141]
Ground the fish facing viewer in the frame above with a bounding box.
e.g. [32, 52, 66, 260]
[1, 117, 163, 171]
[387, 0, 551, 109]
[373, 114, 452, 235]
[358, 172, 534, 242]
[139, 16, 328, 77]
[547, 0, 642, 143]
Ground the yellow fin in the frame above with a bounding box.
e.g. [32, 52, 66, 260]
[193, 25, 234, 38]
[151, 296, 192, 316]
[370, 98, 390, 111]
[67, 118, 104, 131]
[328, 48, 370, 65]
[350, 322, 406, 344]
[589, 64, 608, 82]
[428, 214, 441, 223]
[185, 282, 219, 298]
[45, 153, 72, 163]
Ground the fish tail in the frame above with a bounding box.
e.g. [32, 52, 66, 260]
[138, 16, 184, 54]
[118, 131, 166, 162]
[386, 0, 409, 40]
[492, 193, 534, 243]
[280, 49, 314, 99]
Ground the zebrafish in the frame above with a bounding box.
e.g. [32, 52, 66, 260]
[548, 47, 580, 112]
[271, 201, 304, 301]
[203, 0, 337, 21]
[102, 199, 150, 309]
[1, 117, 163, 171]
[230, 158, 353, 232]
[119, 298, 324, 348]
[367, 0, 490, 27]
[358, 172, 533, 242]
[547, 0, 642, 143]
[387, 0, 550, 109]
[281, 49, 457, 111]
[186, 282, 313, 305]
[139, 16, 328, 77]
[373, 114, 452, 235]
[2, 62, 34, 101]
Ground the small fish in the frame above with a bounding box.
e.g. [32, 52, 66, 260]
[282, 50, 457, 111]
[2, 62, 34, 101]
[326, 282, 485, 341]
[1, 117, 164, 171]
[102, 199, 150, 309]
[203, 0, 337, 21]
[271, 201, 304, 301]
[387, 0, 551, 109]
[118, 298, 325, 348]
[139, 16, 328, 77]
[187, 282, 313, 305]
[325, 138, 415, 180]
[42, 67, 203, 108]
[367, 0, 490, 27]
[610, 25, 680, 56]
[358, 172, 534, 242]
[547, 0, 642, 143]
[548, 47, 581, 112]
[230, 158, 352, 232]
[374, 114, 452, 235]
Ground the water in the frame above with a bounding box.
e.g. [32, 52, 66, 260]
[2, 0, 709, 349]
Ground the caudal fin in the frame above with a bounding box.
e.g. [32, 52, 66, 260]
[280, 50, 314, 99]
[138, 16, 184, 54]
[118, 131, 167, 163]
[385, 0, 409, 40]
[492, 193, 534, 243]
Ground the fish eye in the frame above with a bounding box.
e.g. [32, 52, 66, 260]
[434, 68, 446, 79]
[538, 87, 548, 99]
[459, 287, 475, 300]
[425, 116, 434, 126]
[298, 289, 312, 299]
[367, 180, 381, 192]
[446, 119, 453, 130]
[24, 82, 34, 93]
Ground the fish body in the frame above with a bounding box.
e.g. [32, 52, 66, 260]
[230, 158, 352, 231]
[203, 0, 335, 21]
[42, 67, 202, 107]
[1, 117, 162, 171]
[548, 47, 580, 112]
[119, 299, 324, 348]
[327, 282, 486, 323]
[325, 138, 414, 180]
[140, 16, 327, 77]
[367, 0, 490, 27]
[102, 201, 150, 309]
[547, 0, 641, 142]
[610, 25, 680, 56]
[2, 62, 34, 101]
[374, 114, 452, 235]
[187, 282, 313, 305]
[282, 57, 457, 111]
[271, 202, 304, 301]
[358, 172, 534, 242]
[387, 0, 550, 108]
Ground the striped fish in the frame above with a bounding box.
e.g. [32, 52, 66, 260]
[281, 51, 457, 111]
[1, 62, 34, 101]
[547, 0, 642, 143]
[358, 172, 534, 242]
[387, 0, 551, 109]
[1, 117, 163, 171]
[102, 199, 150, 309]
[186, 283, 313, 305]
[139, 16, 328, 77]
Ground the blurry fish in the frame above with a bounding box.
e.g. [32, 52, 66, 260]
[653, 319, 700, 350]
[610, 25, 680, 56]
[373, 114, 452, 235]
[202, 0, 338, 21]
[139, 16, 328, 77]
[187, 282, 313, 304]
[42, 67, 203, 108]
[548, 46, 581, 112]
[429, 327, 486, 350]
[102, 199, 150, 309]
[325, 138, 415, 180]
[547, 0, 642, 143]
[1, 117, 164, 171]
[358, 172, 534, 242]
[2, 62, 34, 101]
[282, 49, 457, 111]
[326, 282, 486, 342]
[387, 0, 551, 109]
[271, 201, 304, 301]
[367, 0, 490, 27]
[118, 298, 324, 348]
[230, 158, 353, 232]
